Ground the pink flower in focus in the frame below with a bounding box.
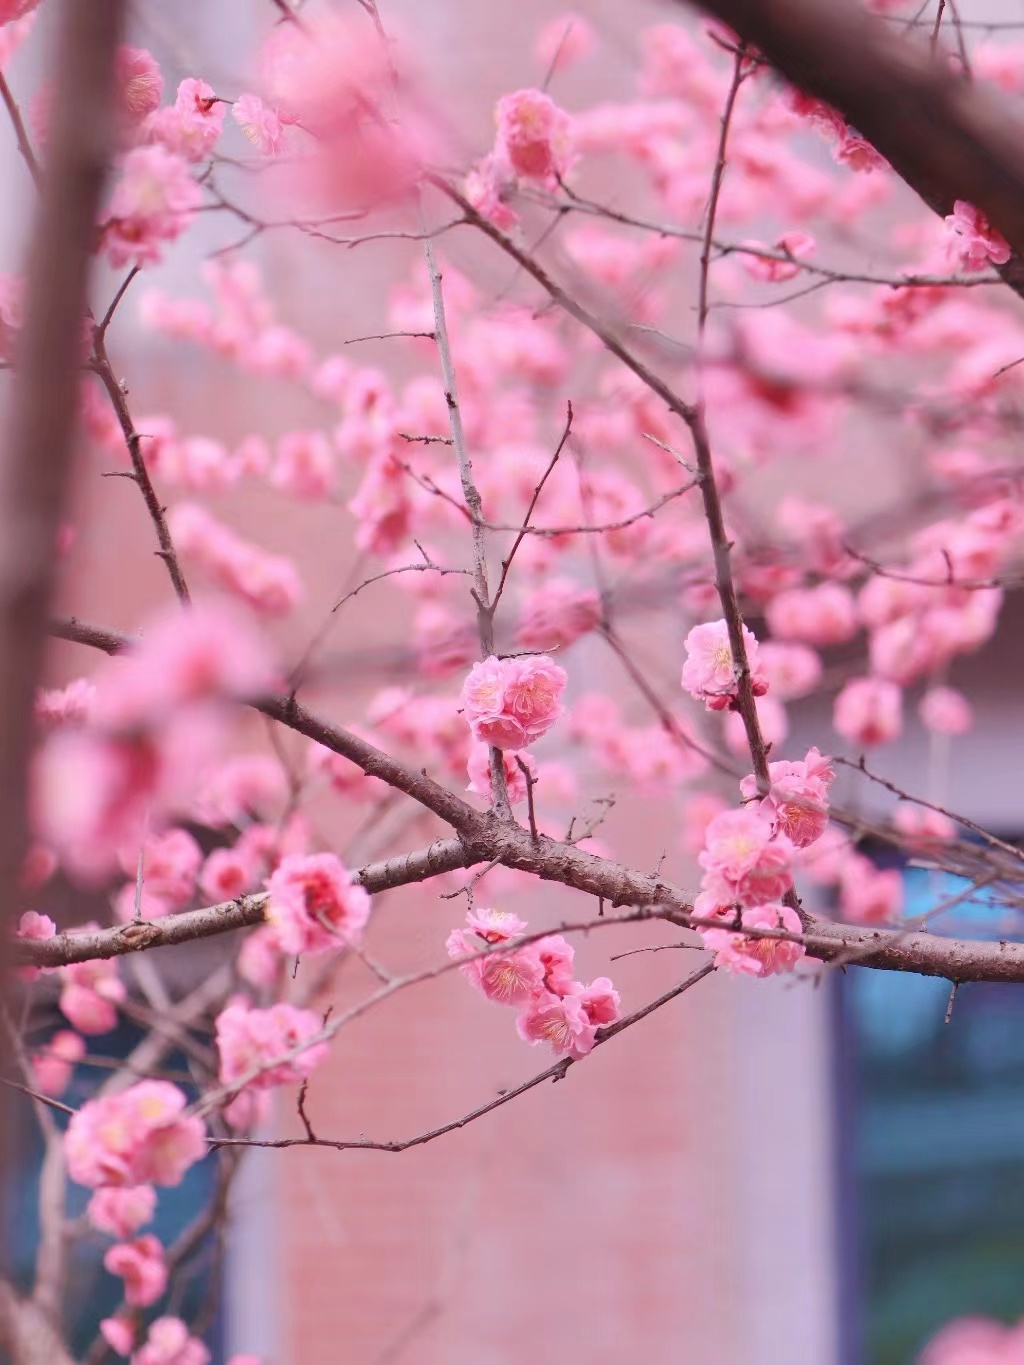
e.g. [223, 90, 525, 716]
[266, 852, 371, 955]
[516, 989, 597, 1057]
[833, 676, 902, 746]
[88, 1184, 157, 1239]
[944, 200, 1011, 271]
[232, 93, 283, 155]
[147, 78, 225, 162]
[701, 902, 805, 977]
[578, 976, 621, 1025]
[116, 47, 163, 125]
[101, 145, 201, 269]
[64, 1081, 206, 1189]
[104, 1235, 167, 1308]
[466, 741, 536, 805]
[698, 808, 795, 906]
[461, 654, 567, 750]
[132, 1317, 210, 1365]
[495, 88, 576, 186]
[681, 619, 768, 711]
[216, 999, 328, 1090]
[919, 685, 974, 736]
[740, 747, 835, 849]
[465, 907, 529, 943]
[31, 1030, 84, 1098]
[515, 579, 601, 651]
[447, 929, 544, 1006]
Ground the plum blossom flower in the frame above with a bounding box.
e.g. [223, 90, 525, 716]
[446, 923, 544, 1005]
[838, 854, 903, 925]
[31, 1030, 84, 1097]
[944, 200, 1011, 271]
[740, 747, 835, 849]
[681, 619, 768, 711]
[88, 1185, 157, 1239]
[698, 808, 795, 906]
[699, 900, 805, 977]
[101, 145, 201, 269]
[495, 88, 576, 186]
[132, 1317, 210, 1365]
[833, 676, 902, 746]
[116, 47, 163, 125]
[147, 78, 225, 162]
[461, 655, 567, 750]
[516, 989, 597, 1057]
[216, 999, 328, 1090]
[104, 1235, 167, 1308]
[266, 852, 371, 955]
[919, 685, 974, 736]
[515, 579, 601, 651]
[231, 93, 283, 155]
[65, 1081, 206, 1189]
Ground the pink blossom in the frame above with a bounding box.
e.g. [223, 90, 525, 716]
[31, 1030, 84, 1097]
[236, 927, 281, 990]
[681, 792, 730, 857]
[169, 504, 304, 616]
[516, 989, 597, 1057]
[919, 685, 974, 736]
[833, 676, 903, 746]
[464, 151, 520, 230]
[260, 16, 435, 209]
[147, 78, 225, 162]
[534, 14, 596, 71]
[270, 430, 335, 500]
[216, 999, 328, 1090]
[919, 1316, 1024, 1364]
[944, 200, 1011, 271]
[465, 907, 529, 943]
[88, 1184, 157, 1239]
[838, 854, 903, 925]
[892, 803, 956, 852]
[101, 145, 201, 269]
[757, 642, 823, 701]
[461, 654, 567, 750]
[742, 232, 816, 283]
[740, 748, 835, 849]
[414, 604, 477, 681]
[64, 1081, 206, 1189]
[466, 741, 537, 805]
[681, 619, 768, 711]
[307, 739, 385, 803]
[196, 754, 289, 827]
[495, 88, 576, 186]
[119, 828, 202, 909]
[701, 902, 806, 977]
[578, 976, 621, 1026]
[198, 847, 258, 903]
[723, 695, 789, 757]
[132, 1317, 210, 1365]
[35, 678, 97, 728]
[765, 583, 858, 646]
[447, 922, 544, 1005]
[104, 1235, 167, 1308]
[515, 579, 601, 651]
[116, 47, 163, 125]
[100, 1316, 135, 1357]
[347, 450, 412, 558]
[266, 852, 371, 955]
[60, 941, 126, 1035]
[94, 599, 276, 732]
[231, 93, 283, 155]
[18, 909, 55, 941]
[0, 0, 38, 23]
[699, 808, 795, 906]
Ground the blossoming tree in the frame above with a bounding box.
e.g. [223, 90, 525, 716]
[4, 0, 1024, 1359]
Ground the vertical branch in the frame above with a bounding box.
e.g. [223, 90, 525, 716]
[0, 0, 125, 1337]
[691, 47, 772, 791]
[423, 236, 513, 819]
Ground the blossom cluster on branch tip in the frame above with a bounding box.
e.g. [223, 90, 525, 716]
[461, 654, 567, 751]
[447, 909, 621, 1058]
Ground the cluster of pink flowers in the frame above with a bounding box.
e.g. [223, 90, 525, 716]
[460, 654, 567, 751]
[216, 998, 328, 1091]
[265, 851, 371, 955]
[944, 200, 1012, 271]
[64, 1081, 206, 1189]
[466, 88, 576, 228]
[447, 908, 620, 1058]
[681, 619, 769, 712]
[168, 504, 304, 616]
[33, 600, 276, 880]
[101, 144, 202, 269]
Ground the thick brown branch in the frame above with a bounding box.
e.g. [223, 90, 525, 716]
[682, 0, 1024, 299]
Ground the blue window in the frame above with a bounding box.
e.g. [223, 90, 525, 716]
[836, 855, 1024, 1364]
